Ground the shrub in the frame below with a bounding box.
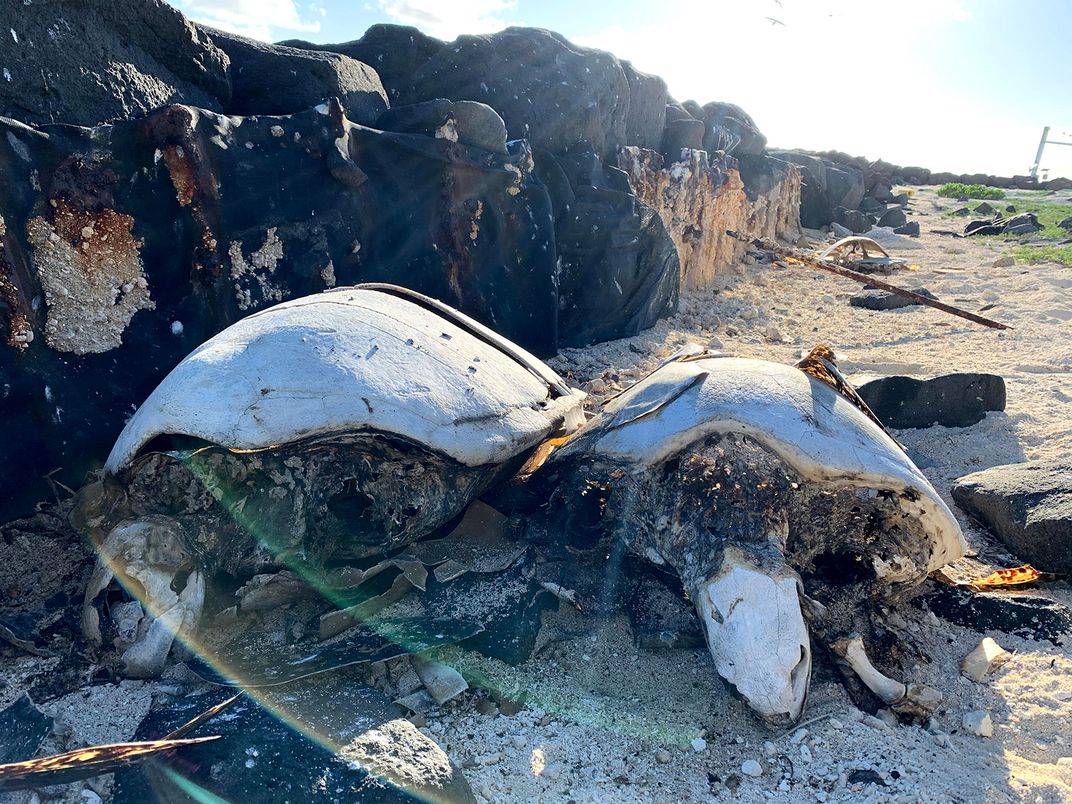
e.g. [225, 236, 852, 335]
[936, 183, 1006, 200]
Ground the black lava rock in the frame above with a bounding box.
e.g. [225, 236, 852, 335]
[952, 461, 1072, 574]
[0, 0, 229, 126]
[201, 27, 387, 123]
[854, 373, 1006, 428]
[877, 206, 907, 228]
[377, 99, 508, 153]
[699, 101, 767, 156]
[893, 221, 920, 236]
[832, 206, 872, 234]
[926, 584, 1072, 645]
[281, 24, 445, 105]
[113, 678, 475, 803]
[403, 27, 631, 158]
[849, 287, 936, 311]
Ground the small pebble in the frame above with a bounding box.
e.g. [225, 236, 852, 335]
[799, 744, 813, 763]
[963, 710, 994, 737]
[542, 762, 562, 780]
[691, 737, 707, 753]
[511, 735, 528, 749]
[477, 751, 504, 766]
[655, 749, 672, 764]
[763, 740, 777, 757]
[790, 728, 808, 745]
[741, 759, 763, 777]
[876, 709, 899, 729]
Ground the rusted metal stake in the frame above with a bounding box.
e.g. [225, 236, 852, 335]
[727, 231, 1012, 331]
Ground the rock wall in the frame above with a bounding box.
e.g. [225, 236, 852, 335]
[619, 148, 800, 289]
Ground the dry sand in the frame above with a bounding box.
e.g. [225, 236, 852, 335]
[4, 187, 1071, 803]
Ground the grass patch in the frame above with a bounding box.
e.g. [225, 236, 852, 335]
[936, 182, 1006, 200]
[1015, 243, 1072, 266]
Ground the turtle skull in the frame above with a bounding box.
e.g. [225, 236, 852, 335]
[695, 548, 811, 724]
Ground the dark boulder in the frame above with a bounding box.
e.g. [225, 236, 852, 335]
[832, 206, 871, 234]
[859, 196, 886, 216]
[404, 27, 630, 159]
[534, 146, 680, 347]
[113, 678, 475, 803]
[700, 101, 767, 156]
[201, 27, 387, 123]
[974, 201, 996, 215]
[893, 221, 920, 236]
[664, 102, 695, 123]
[849, 286, 936, 311]
[660, 117, 705, 161]
[770, 150, 830, 229]
[891, 193, 910, 207]
[621, 61, 668, 150]
[824, 163, 866, 211]
[877, 206, 907, 228]
[854, 373, 1006, 429]
[681, 99, 704, 120]
[1060, 216, 1072, 231]
[952, 461, 1072, 574]
[926, 584, 1072, 645]
[872, 182, 894, 203]
[0, 0, 229, 126]
[737, 153, 796, 200]
[0, 102, 563, 518]
[378, 99, 508, 153]
[281, 24, 445, 105]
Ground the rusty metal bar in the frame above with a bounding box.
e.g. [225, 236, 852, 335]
[726, 231, 1012, 331]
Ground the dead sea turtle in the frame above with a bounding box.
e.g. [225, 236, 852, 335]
[540, 347, 967, 724]
[76, 284, 585, 677]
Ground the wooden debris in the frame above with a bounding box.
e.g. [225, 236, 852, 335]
[726, 231, 1011, 330]
[0, 737, 219, 791]
[968, 564, 1055, 591]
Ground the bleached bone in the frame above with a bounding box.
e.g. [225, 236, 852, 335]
[695, 548, 811, 725]
[830, 634, 941, 718]
[82, 518, 204, 678]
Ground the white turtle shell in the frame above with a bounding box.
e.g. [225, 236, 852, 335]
[106, 285, 586, 473]
[558, 356, 967, 570]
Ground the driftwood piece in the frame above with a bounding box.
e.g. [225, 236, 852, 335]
[727, 231, 1011, 330]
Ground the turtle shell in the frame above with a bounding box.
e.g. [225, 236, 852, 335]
[106, 284, 586, 474]
[554, 355, 967, 572]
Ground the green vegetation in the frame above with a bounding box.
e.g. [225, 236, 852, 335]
[1015, 243, 1072, 266]
[936, 183, 1006, 200]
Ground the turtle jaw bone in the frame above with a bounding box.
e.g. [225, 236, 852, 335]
[694, 548, 812, 726]
[82, 517, 205, 678]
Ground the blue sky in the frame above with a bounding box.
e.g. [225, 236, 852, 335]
[173, 0, 1072, 177]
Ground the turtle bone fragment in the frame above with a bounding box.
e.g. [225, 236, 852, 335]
[831, 634, 941, 718]
[82, 517, 204, 678]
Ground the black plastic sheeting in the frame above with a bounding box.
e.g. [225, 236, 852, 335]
[535, 146, 679, 348]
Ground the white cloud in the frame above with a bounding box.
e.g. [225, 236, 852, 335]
[174, 0, 323, 41]
[376, 0, 520, 41]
